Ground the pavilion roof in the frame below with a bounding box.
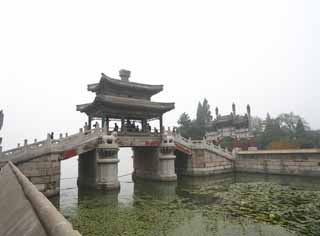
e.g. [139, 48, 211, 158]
[87, 73, 163, 97]
[77, 95, 174, 119]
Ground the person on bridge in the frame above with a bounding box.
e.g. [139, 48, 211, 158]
[132, 121, 136, 131]
[147, 123, 151, 132]
[84, 122, 90, 134]
[93, 121, 99, 129]
[114, 123, 119, 132]
[126, 120, 131, 131]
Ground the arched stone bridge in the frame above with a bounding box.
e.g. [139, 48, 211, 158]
[0, 127, 234, 196]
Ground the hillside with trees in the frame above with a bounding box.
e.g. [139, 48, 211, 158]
[177, 100, 320, 150]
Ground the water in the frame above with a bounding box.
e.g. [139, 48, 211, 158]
[56, 149, 320, 236]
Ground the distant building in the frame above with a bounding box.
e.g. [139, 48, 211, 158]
[206, 103, 253, 142]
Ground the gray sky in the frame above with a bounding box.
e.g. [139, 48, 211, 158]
[1, 0, 320, 150]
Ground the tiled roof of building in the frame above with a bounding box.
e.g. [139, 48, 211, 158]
[87, 73, 163, 96]
[77, 94, 174, 119]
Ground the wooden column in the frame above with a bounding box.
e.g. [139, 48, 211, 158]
[106, 117, 109, 132]
[142, 119, 146, 132]
[88, 116, 92, 130]
[121, 118, 125, 132]
[102, 116, 105, 128]
[160, 116, 163, 134]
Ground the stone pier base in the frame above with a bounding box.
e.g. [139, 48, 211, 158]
[132, 135, 177, 181]
[78, 135, 120, 190]
[95, 146, 120, 190]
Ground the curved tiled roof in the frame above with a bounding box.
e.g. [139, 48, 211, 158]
[87, 73, 163, 95]
[77, 95, 174, 119]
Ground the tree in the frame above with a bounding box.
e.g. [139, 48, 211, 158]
[220, 137, 234, 151]
[251, 116, 263, 134]
[277, 112, 309, 139]
[196, 98, 212, 126]
[258, 113, 287, 149]
[295, 118, 305, 137]
[177, 112, 191, 127]
[177, 112, 192, 138]
[194, 98, 213, 138]
[295, 118, 316, 148]
[254, 112, 318, 150]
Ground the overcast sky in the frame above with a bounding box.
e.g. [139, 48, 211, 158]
[1, 0, 319, 150]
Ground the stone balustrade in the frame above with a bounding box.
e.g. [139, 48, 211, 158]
[0, 162, 81, 236]
[166, 128, 233, 159]
[0, 125, 233, 167]
[0, 127, 107, 160]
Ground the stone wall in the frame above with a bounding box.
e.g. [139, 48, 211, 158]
[236, 149, 320, 176]
[177, 148, 234, 176]
[0, 162, 80, 236]
[0, 153, 61, 197]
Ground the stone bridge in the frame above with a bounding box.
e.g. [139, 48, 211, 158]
[2, 126, 320, 198]
[0, 127, 234, 196]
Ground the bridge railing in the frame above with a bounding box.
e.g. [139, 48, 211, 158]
[1, 125, 234, 160]
[167, 131, 191, 148]
[165, 127, 233, 158]
[0, 127, 108, 159]
[1, 162, 81, 236]
[115, 130, 162, 137]
[1, 139, 48, 157]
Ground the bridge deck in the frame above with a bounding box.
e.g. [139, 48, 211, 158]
[0, 128, 233, 166]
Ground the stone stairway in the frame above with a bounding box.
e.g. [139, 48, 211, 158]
[168, 131, 234, 160]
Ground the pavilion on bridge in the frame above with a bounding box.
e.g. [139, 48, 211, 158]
[76, 69, 175, 134]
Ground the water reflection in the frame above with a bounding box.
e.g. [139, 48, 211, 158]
[179, 173, 236, 188]
[57, 172, 320, 211]
[134, 179, 177, 201]
[235, 172, 320, 190]
[78, 187, 120, 206]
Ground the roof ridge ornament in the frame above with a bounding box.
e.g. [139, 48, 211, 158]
[119, 69, 131, 82]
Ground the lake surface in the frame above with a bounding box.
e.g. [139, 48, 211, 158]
[56, 149, 320, 236]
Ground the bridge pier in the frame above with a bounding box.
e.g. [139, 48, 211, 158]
[95, 144, 120, 190]
[78, 135, 120, 190]
[132, 135, 177, 182]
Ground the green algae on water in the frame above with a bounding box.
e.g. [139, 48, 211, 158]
[62, 181, 317, 236]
